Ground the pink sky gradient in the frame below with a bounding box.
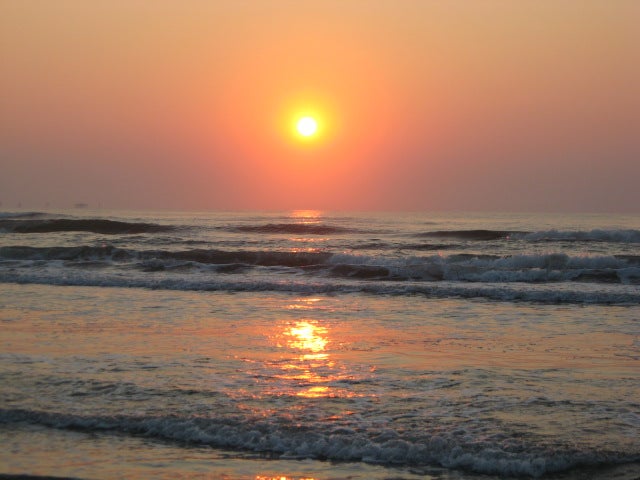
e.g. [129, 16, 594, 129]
[1, 1, 639, 212]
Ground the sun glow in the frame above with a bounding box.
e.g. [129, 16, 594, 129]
[279, 94, 339, 150]
[296, 116, 318, 137]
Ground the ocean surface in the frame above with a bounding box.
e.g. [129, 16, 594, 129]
[0, 210, 638, 479]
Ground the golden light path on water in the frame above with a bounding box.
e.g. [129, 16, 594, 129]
[256, 476, 316, 480]
[243, 292, 362, 401]
[274, 211, 348, 398]
[289, 209, 323, 223]
[288, 210, 329, 252]
[280, 319, 330, 398]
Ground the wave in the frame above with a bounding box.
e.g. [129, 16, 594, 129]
[1, 268, 639, 304]
[328, 252, 640, 284]
[515, 229, 640, 243]
[404, 243, 458, 251]
[348, 242, 458, 251]
[5, 246, 639, 280]
[0, 246, 332, 268]
[0, 245, 131, 261]
[416, 229, 640, 244]
[0, 211, 56, 219]
[165, 249, 332, 267]
[415, 230, 522, 241]
[0, 218, 175, 235]
[2, 246, 639, 290]
[227, 223, 354, 235]
[2, 408, 637, 477]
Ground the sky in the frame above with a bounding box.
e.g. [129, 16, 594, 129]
[1, 0, 639, 212]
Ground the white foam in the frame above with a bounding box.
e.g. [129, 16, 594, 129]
[330, 252, 636, 284]
[1, 268, 639, 305]
[1, 408, 635, 478]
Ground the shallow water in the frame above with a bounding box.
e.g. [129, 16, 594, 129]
[1, 282, 638, 478]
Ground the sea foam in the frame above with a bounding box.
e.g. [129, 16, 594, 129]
[1, 408, 635, 478]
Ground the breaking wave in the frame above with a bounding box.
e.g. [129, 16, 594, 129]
[328, 252, 640, 284]
[1, 268, 639, 305]
[2, 245, 639, 296]
[1, 408, 637, 478]
[3, 246, 639, 283]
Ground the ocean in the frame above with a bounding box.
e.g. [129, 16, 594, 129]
[0, 210, 638, 479]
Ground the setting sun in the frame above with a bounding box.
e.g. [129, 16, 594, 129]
[296, 116, 318, 137]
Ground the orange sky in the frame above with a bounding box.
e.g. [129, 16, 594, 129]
[1, 1, 639, 212]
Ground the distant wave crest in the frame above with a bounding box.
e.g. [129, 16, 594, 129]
[0, 211, 55, 219]
[228, 223, 353, 235]
[416, 230, 523, 241]
[0, 246, 332, 268]
[416, 228, 640, 244]
[515, 229, 640, 243]
[0, 218, 175, 234]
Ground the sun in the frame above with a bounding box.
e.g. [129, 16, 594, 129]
[296, 116, 318, 137]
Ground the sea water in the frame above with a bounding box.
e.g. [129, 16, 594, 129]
[0, 210, 638, 479]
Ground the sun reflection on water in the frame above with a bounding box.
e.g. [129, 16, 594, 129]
[256, 476, 317, 480]
[289, 209, 323, 224]
[242, 297, 365, 401]
[285, 297, 335, 313]
[285, 321, 328, 359]
[272, 318, 344, 398]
